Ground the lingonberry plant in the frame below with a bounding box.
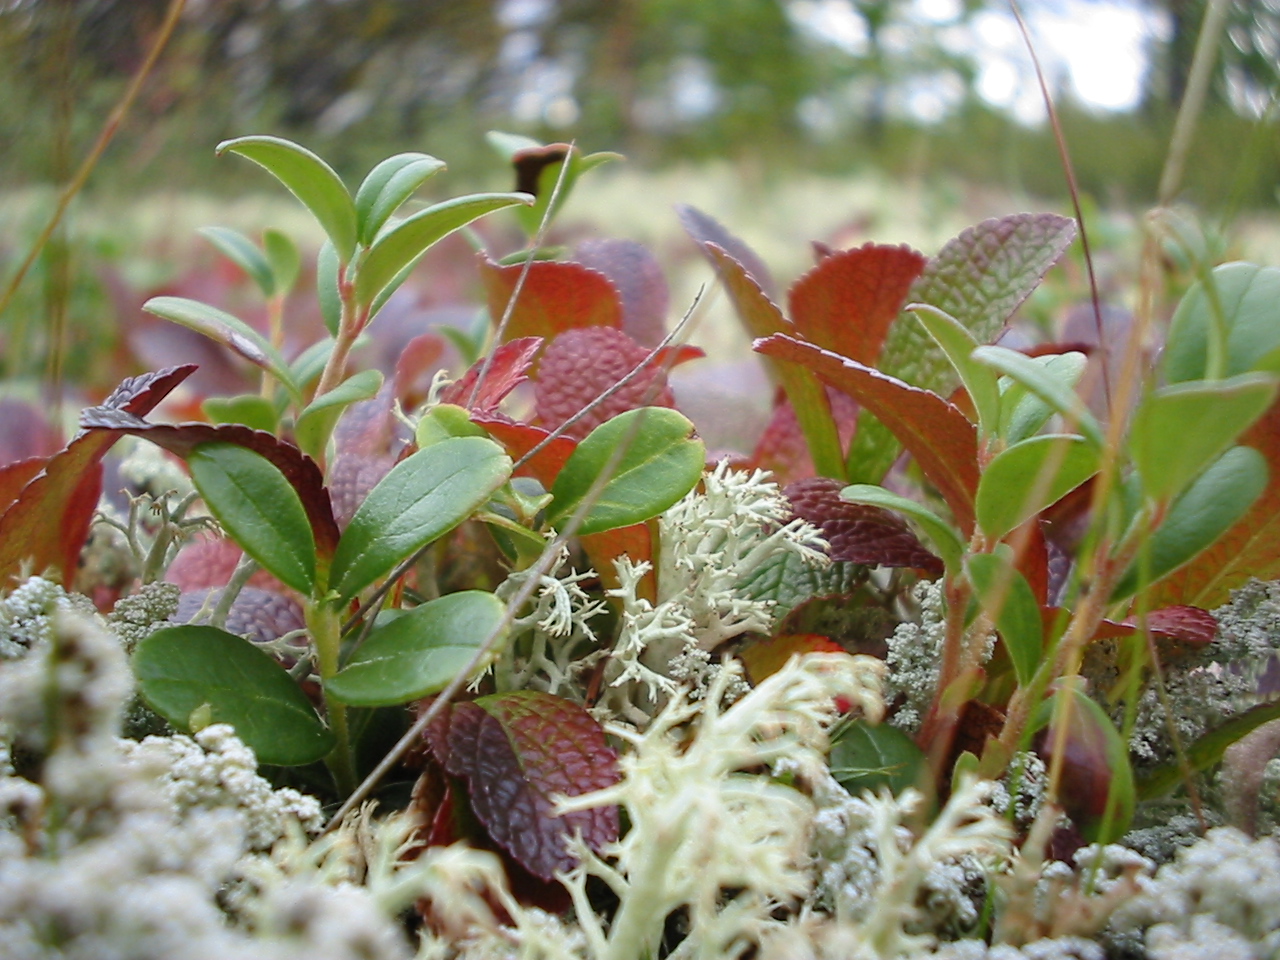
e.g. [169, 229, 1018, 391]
[4, 126, 1280, 959]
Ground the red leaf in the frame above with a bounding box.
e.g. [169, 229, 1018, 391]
[442, 692, 619, 882]
[0, 365, 197, 587]
[166, 534, 293, 593]
[756, 334, 979, 534]
[1149, 398, 1280, 608]
[393, 332, 447, 406]
[78, 408, 340, 557]
[677, 204, 777, 298]
[787, 243, 926, 366]
[439, 337, 543, 415]
[583, 523, 655, 601]
[478, 256, 622, 348]
[471, 414, 577, 487]
[0, 457, 47, 516]
[574, 239, 670, 347]
[1143, 605, 1218, 648]
[785, 477, 943, 575]
[534, 327, 678, 441]
[749, 388, 859, 486]
[175, 586, 305, 646]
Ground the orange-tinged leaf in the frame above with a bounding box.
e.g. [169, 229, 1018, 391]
[479, 255, 621, 348]
[439, 337, 542, 414]
[740, 633, 844, 684]
[0, 457, 47, 516]
[471, 414, 576, 487]
[583, 523, 654, 601]
[1149, 398, 1280, 608]
[756, 333, 980, 534]
[787, 242, 926, 366]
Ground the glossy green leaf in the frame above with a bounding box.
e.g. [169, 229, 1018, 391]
[966, 551, 1043, 686]
[134, 625, 334, 766]
[1130, 373, 1278, 503]
[330, 436, 512, 602]
[976, 434, 1098, 541]
[201, 394, 278, 433]
[1137, 698, 1280, 799]
[199, 226, 275, 297]
[1112, 445, 1268, 601]
[830, 719, 925, 796]
[143, 296, 302, 403]
[294, 369, 383, 461]
[263, 228, 301, 295]
[909, 303, 1000, 439]
[217, 135, 358, 262]
[973, 346, 1102, 447]
[415, 403, 489, 449]
[290, 337, 336, 391]
[326, 591, 505, 706]
[999, 352, 1089, 445]
[839, 483, 964, 572]
[317, 240, 341, 336]
[355, 192, 532, 309]
[354, 152, 447, 244]
[187, 442, 316, 594]
[547, 407, 705, 537]
[1164, 263, 1280, 382]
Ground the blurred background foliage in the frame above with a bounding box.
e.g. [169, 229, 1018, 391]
[0, 0, 1276, 205]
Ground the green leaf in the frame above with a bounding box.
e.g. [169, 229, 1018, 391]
[1164, 263, 1280, 382]
[547, 408, 705, 537]
[199, 226, 274, 297]
[976, 434, 1099, 541]
[217, 135, 358, 262]
[355, 192, 533, 309]
[290, 337, 337, 391]
[187, 442, 316, 595]
[1137, 698, 1280, 799]
[966, 552, 1043, 686]
[486, 129, 544, 158]
[294, 369, 384, 461]
[201, 394, 278, 433]
[354, 152, 447, 245]
[736, 550, 867, 620]
[1112, 446, 1268, 601]
[1130, 373, 1278, 503]
[326, 591, 505, 706]
[317, 241, 341, 336]
[830, 719, 925, 796]
[1000, 352, 1089, 445]
[415, 403, 489, 449]
[134, 625, 335, 766]
[909, 303, 1000, 439]
[263, 228, 301, 295]
[972, 346, 1102, 447]
[839, 484, 965, 572]
[142, 296, 302, 403]
[330, 436, 512, 602]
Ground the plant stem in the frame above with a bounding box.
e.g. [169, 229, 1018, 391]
[307, 603, 357, 796]
[314, 267, 363, 401]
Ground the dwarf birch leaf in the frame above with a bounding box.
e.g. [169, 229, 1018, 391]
[757, 334, 979, 532]
[976, 434, 1099, 541]
[187, 443, 316, 595]
[1164, 263, 1280, 382]
[705, 245, 845, 480]
[143, 296, 302, 403]
[357, 193, 532, 309]
[547, 407, 704, 536]
[478, 257, 623, 347]
[839, 484, 965, 573]
[787, 243, 926, 366]
[134, 625, 334, 766]
[1113, 445, 1268, 603]
[676, 204, 777, 298]
[218, 135, 358, 263]
[354, 152, 447, 244]
[294, 369, 384, 461]
[199, 226, 275, 297]
[326, 591, 506, 706]
[850, 213, 1078, 481]
[443, 692, 619, 882]
[830, 719, 925, 796]
[966, 552, 1043, 686]
[438, 337, 542, 414]
[736, 552, 867, 620]
[330, 436, 512, 602]
[0, 365, 196, 587]
[1130, 373, 1278, 504]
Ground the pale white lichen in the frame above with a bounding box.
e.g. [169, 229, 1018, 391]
[104, 580, 181, 652]
[885, 580, 948, 734]
[0, 576, 97, 660]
